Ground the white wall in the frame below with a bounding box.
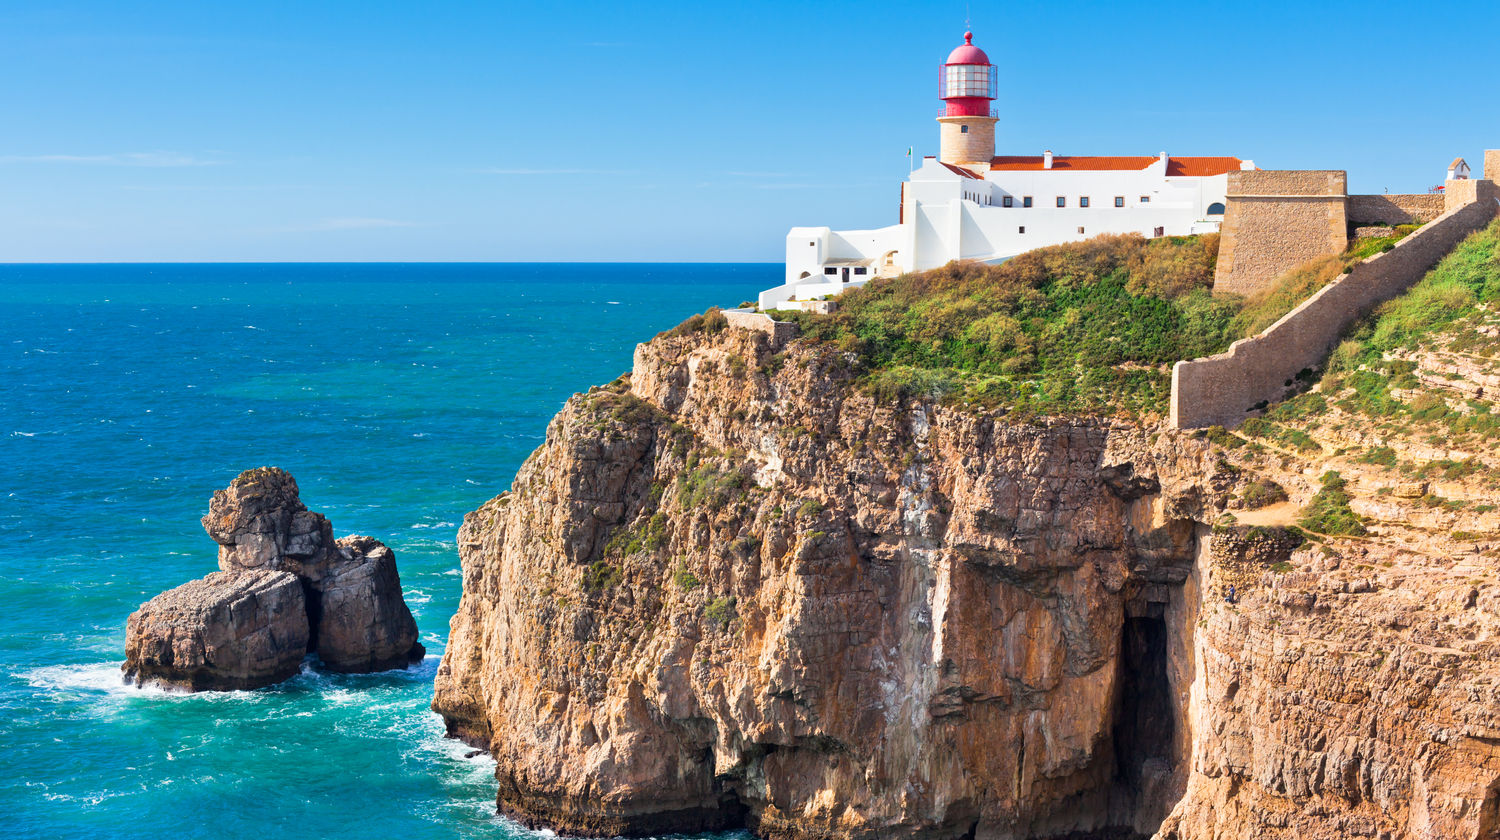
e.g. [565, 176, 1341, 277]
[775, 157, 1236, 306]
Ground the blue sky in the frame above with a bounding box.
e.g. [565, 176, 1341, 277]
[1, 1, 1495, 262]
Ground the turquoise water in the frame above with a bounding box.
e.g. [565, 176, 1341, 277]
[0, 264, 773, 840]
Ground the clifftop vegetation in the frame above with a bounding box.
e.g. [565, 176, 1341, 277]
[779, 234, 1237, 417]
[662, 220, 1491, 421]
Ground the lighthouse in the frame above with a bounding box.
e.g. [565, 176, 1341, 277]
[937, 31, 997, 171]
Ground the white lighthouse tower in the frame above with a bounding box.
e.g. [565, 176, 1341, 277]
[937, 32, 998, 171]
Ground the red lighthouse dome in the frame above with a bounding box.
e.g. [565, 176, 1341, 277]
[939, 31, 996, 117]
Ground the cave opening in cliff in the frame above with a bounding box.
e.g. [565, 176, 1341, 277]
[1112, 614, 1176, 795]
[301, 580, 323, 651]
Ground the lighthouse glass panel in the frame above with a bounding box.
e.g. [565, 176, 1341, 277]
[942, 64, 994, 98]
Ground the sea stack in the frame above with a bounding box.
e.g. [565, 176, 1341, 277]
[124, 467, 424, 691]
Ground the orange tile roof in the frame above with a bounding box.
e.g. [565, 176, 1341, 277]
[987, 155, 1243, 176]
[1166, 157, 1244, 176]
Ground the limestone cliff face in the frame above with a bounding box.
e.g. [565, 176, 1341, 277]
[434, 327, 1231, 839]
[434, 324, 1500, 840]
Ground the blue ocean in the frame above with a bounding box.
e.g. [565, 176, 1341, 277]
[0, 264, 774, 840]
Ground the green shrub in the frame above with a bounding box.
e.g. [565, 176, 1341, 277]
[661, 306, 729, 339]
[1298, 471, 1367, 536]
[673, 567, 700, 590]
[583, 560, 623, 592]
[1356, 446, 1399, 467]
[796, 499, 824, 518]
[677, 461, 749, 511]
[705, 596, 737, 627]
[1241, 478, 1288, 509]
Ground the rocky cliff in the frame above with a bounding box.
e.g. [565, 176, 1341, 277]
[434, 301, 1500, 840]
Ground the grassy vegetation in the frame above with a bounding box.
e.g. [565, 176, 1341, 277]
[1322, 220, 1500, 441]
[677, 459, 750, 512]
[673, 567, 700, 590]
[704, 596, 737, 627]
[777, 233, 1242, 417]
[583, 560, 623, 592]
[1344, 223, 1422, 261]
[652, 218, 1495, 421]
[1298, 471, 1368, 536]
[1241, 478, 1288, 509]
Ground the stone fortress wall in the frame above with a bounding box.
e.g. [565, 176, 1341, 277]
[1216, 174, 1451, 297]
[1347, 193, 1445, 225]
[1212, 171, 1349, 296]
[1171, 172, 1499, 430]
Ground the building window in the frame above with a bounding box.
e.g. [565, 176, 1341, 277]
[1078, 226, 1086, 234]
[1023, 196, 1033, 208]
[1154, 226, 1165, 237]
[1207, 202, 1226, 215]
[1080, 196, 1090, 208]
[1003, 195, 1013, 208]
[1114, 196, 1125, 207]
[960, 125, 969, 134]
[1140, 196, 1150, 203]
[809, 241, 815, 246]
[1056, 196, 1066, 207]
[1018, 226, 1026, 234]
[823, 267, 837, 275]
[854, 267, 867, 275]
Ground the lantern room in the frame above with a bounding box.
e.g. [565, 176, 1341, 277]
[939, 32, 997, 116]
[936, 32, 999, 170]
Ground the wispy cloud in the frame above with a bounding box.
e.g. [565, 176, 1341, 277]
[298, 217, 421, 231]
[0, 151, 223, 167]
[724, 170, 793, 178]
[475, 167, 629, 175]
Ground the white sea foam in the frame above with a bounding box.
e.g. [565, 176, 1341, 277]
[23, 662, 131, 695]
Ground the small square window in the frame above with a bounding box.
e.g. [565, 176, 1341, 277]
[1140, 196, 1150, 203]
[1078, 226, 1085, 234]
[1114, 196, 1125, 207]
[1056, 196, 1066, 207]
[854, 267, 867, 276]
[960, 125, 969, 134]
[1018, 226, 1026, 234]
[1002, 195, 1013, 208]
[823, 267, 837, 275]
[1023, 196, 1033, 208]
[809, 241, 815, 246]
[1079, 196, 1090, 208]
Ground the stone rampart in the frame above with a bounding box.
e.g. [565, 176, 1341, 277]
[1213, 170, 1349, 296]
[1487, 150, 1500, 181]
[1172, 195, 1499, 429]
[1445, 177, 1500, 212]
[722, 308, 798, 349]
[1348, 193, 1444, 225]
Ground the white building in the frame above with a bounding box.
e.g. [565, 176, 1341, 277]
[762, 32, 1254, 311]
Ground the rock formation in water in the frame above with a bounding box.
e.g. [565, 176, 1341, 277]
[124, 467, 424, 691]
[432, 317, 1500, 840]
[123, 569, 309, 691]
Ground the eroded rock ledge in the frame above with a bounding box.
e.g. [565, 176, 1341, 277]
[124, 467, 424, 691]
